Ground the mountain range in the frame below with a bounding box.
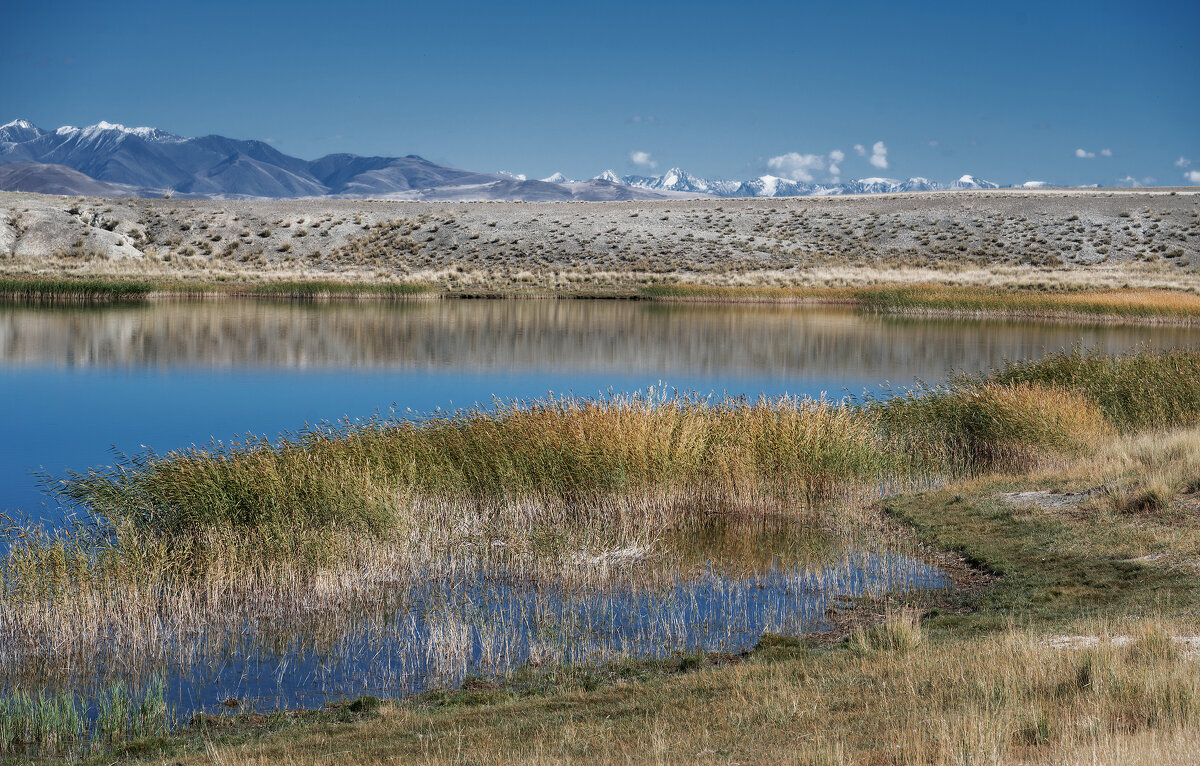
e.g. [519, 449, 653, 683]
[0, 118, 1007, 201]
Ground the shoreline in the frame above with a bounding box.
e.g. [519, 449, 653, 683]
[5, 276, 1200, 326]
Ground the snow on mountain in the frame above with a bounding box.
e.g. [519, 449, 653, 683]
[592, 169, 626, 185]
[0, 119, 48, 145]
[948, 174, 1000, 190]
[582, 169, 1007, 198]
[0, 117, 1016, 200]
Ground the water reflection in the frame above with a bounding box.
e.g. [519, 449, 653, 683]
[1, 516, 949, 720]
[1, 300, 1196, 378]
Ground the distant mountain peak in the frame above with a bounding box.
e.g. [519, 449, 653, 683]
[0, 117, 1019, 200]
[0, 119, 47, 143]
[948, 173, 1000, 190]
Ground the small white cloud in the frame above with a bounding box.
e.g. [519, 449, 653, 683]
[828, 149, 845, 179]
[1075, 148, 1095, 159]
[1177, 156, 1192, 168]
[766, 152, 826, 182]
[1118, 175, 1157, 187]
[1100, 148, 1112, 157]
[853, 144, 866, 157]
[926, 139, 939, 148]
[629, 150, 657, 169]
[869, 140, 888, 169]
[1186, 170, 1200, 185]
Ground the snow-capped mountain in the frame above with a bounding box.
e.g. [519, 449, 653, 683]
[590, 168, 1003, 198]
[0, 118, 1012, 200]
[947, 174, 1000, 190]
[0, 119, 49, 145]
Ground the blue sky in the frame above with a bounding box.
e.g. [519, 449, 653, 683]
[2, 0, 1198, 186]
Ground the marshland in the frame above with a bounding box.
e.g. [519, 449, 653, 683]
[2, 193, 1200, 763]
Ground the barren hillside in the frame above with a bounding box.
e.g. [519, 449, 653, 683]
[2, 189, 1198, 290]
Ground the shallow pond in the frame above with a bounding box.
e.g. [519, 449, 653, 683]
[2, 516, 948, 726]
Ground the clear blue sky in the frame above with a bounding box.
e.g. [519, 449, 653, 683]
[2, 0, 1198, 186]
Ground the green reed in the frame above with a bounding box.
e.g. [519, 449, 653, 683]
[240, 280, 434, 298]
[0, 676, 168, 758]
[0, 277, 155, 304]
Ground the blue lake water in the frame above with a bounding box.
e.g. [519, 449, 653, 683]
[2, 299, 1198, 522]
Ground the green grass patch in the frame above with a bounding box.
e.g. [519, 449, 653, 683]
[0, 277, 154, 304]
[236, 280, 435, 298]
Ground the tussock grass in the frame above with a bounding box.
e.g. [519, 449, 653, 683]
[987, 346, 1200, 431]
[876, 382, 1112, 473]
[45, 392, 893, 575]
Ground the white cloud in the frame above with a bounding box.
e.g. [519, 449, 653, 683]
[828, 149, 845, 179]
[853, 144, 866, 157]
[1186, 170, 1200, 185]
[766, 152, 826, 182]
[1100, 148, 1112, 157]
[1177, 156, 1192, 168]
[869, 141, 888, 169]
[1118, 175, 1157, 187]
[629, 150, 657, 169]
[1075, 148, 1096, 159]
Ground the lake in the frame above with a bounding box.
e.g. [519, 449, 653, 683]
[3, 299, 1197, 522]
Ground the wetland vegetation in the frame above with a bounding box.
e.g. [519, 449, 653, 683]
[4, 343, 1200, 762]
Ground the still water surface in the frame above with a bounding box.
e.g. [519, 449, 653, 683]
[3, 299, 1198, 520]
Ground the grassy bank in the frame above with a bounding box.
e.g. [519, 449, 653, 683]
[61, 421, 1200, 765]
